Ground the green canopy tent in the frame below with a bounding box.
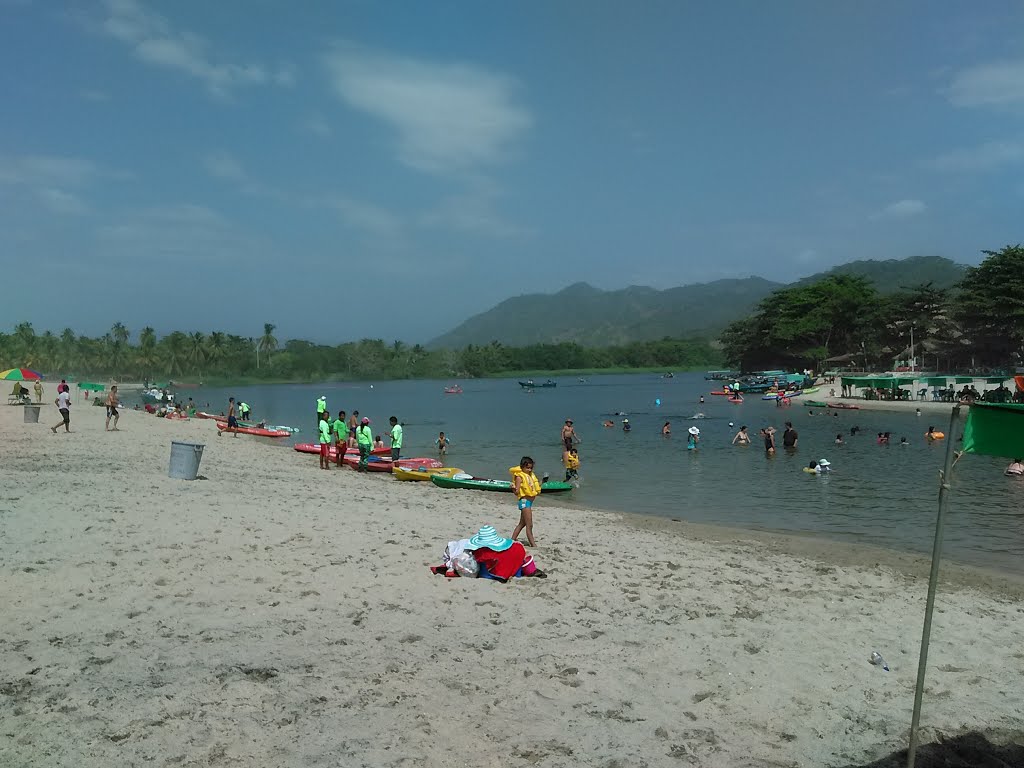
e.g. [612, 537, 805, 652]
[953, 376, 974, 384]
[983, 376, 1010, 384]
[906, 403, 1024, 767]
[924, 377, 948, 387]
[77, 382, 106, 392]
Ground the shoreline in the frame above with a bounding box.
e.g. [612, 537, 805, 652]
[3, 402, 1022, 767]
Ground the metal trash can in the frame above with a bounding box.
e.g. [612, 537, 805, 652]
[168, 441, 205, 480]
[23, 405, 41, 423]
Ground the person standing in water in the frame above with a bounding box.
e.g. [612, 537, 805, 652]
[315, 395, 327, 433]
[662, 421, 671, 436]
[436, 431, 450, 456]
[687, 426, 700, 450]
[732, 425, 750, 445]
[561, 419, 579, 462]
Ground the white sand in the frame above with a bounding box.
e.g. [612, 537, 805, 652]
[2, 401, 1023, 768]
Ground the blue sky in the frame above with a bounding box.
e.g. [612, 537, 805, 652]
[1, 0, 1022, 344]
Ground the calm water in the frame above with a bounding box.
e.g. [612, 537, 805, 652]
[161, 373, 1024, 575]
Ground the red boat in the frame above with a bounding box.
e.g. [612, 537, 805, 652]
[341, 455, 444, 472]
[827, 402, 860, 410]
[293, 444, 390, 459]
[217, 423, 290, 438]
[444, 385, 463, 394]
[709, 390, 734, 396]
[196, 411, 220, 420]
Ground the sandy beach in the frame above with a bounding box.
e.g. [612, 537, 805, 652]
[2, 400, 1023, 768]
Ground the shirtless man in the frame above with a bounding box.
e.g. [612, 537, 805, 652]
[561, 419, 579, 462]
[226, 397, 239, 437]
[105, 385, 120, 431]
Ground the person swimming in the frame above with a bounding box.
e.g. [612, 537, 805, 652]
[1005, 459, 1024, 476]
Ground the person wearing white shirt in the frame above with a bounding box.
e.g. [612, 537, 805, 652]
[51, 390, 71, 433]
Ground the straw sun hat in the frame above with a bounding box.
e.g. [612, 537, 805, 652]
[466, 525, 513, 552]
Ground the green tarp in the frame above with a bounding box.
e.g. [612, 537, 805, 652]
[77, 382, 106, 391]
[954, 377, 975, 384]
[925, 377, 949, 386]
[984, 376, 1010, 384]
[962, 403, 1024, 458]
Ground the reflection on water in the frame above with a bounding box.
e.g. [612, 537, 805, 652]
[161, 373, 1024, 575]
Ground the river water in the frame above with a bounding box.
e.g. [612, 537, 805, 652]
[161, 373, 1024, 575]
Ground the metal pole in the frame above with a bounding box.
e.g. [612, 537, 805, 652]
[906, 404, 961, 768]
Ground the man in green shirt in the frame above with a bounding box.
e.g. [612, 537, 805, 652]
[332, 410, 347, 466]
[316, 395, 327, 434]
[318, 411, 332, 470]
[389, 415, 403, 461]
[356, 416, 374, 471]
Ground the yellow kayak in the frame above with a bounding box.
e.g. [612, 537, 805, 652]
[393, 465, 464, 482]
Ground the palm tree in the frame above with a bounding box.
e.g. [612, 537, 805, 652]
[37, 331, 57, 373]
[188, 331, 206, 374]
[162, 332, 188, 376]
[206, 331, 226, 375]
[257, 323, 278, 368]
[58, 328, 77, 373]
[13, 322, 35, 366]
[137, 327, 157, 382]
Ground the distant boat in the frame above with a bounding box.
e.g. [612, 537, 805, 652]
[704, 370, 737, 380]
[443, 385, 463, 394]
[519, 379, 556, 388]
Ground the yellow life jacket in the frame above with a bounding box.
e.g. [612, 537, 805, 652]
[509, 466, 541, 498]
[565, 453, 580, 469]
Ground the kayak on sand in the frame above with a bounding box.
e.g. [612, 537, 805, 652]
[293, 444, 390, 459]
[430, 474, 573, 493]
[393, 465, 465, 481]
[341, 455, 444, 473]
[217, 423, 290, 438]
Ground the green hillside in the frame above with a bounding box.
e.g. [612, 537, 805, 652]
[428, 256, 967, 348]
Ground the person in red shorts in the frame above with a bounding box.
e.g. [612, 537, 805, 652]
[318, 412, 332, 470]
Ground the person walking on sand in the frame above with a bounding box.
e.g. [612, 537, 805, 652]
[389, 416, 403, 461]
[318, 412, 332, 470]
[332, 410, 347, 466]
[510, 456, 542, 547]
[51, 387, 71, 433]
[226, 397, 239, 437]
[33, 379, 43, 403]
[355, 416, 373, 471]
[105, 385, 120, 431]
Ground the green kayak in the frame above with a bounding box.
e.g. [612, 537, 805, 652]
[430, 474, 573, 493]
[805, 400, 829, 408]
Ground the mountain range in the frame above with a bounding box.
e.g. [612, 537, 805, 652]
[428, 256, 967, 348]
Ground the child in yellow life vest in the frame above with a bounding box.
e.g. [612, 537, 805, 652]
[564, 448, 580, 483]
[510, 456, 542, 547]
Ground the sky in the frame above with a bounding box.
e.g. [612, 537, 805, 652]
[1, 0, 1023, 345]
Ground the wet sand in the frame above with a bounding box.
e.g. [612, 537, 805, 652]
[2, 400, 1022, 767]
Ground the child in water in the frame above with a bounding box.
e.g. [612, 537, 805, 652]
[436, 431, 450, 456]
[564, 448, 580, 484]
[511, 456, 541, 547]
[373, 435, 385, 450]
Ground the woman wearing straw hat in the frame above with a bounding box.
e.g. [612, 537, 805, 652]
[687, 426, 700, 450]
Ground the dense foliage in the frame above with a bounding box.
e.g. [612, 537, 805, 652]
[721, 245, 1022, 372]
[0, 321, 719, 382]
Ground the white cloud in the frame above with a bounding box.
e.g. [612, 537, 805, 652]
[300, 114, 331, 137]
[0, 154, 98, 186]
[37, 188, 89, 215]
[101, 0, 294, 96]
[323, 45, 532, 174]
[95, 203, 253, 264]
[947, 59, 1024, 108]
[871, 199, 927, 220]
[203, 151, 246, 181]
[324, 196, 404, 239]
[420, 191, 528, 238]
[930, 139, 1024, 172]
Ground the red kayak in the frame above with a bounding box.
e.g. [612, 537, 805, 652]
[827, 402, 860, 410]
[217, 423, 290, 438]
[341, 455, 444, 472]
[293, 444, 391, 459]
[196, 411, 220, 420]
[709, 391, 735, 396]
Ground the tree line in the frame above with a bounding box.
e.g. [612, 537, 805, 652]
[721, 244, 1024, 373]
[0, 321, 720, 382]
